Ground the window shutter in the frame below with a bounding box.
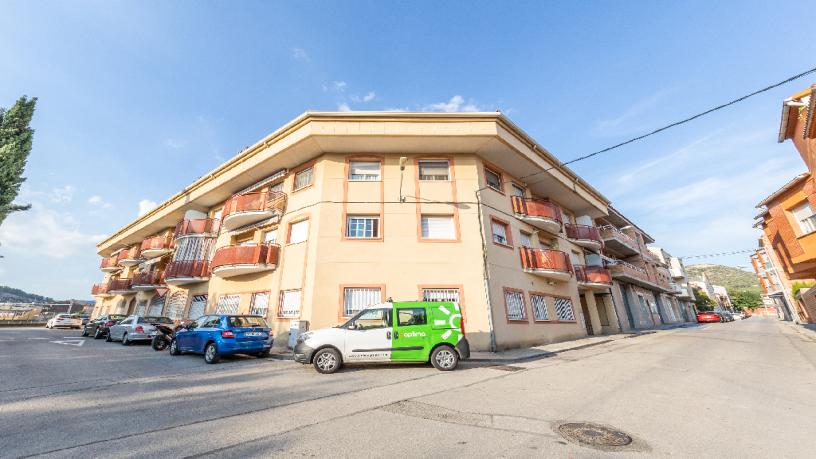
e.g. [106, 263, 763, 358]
[250, 292, 270, 317]
[289, 220, 309, 243]
[279, 290, 302, 317]
[418, 160, 450, 180]
[343, 287, 382, 316]
[349, 161, 381, 180]
[421, 215, 455, 239]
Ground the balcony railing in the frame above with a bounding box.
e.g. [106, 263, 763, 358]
[91, 283, 110, 296]
[599, 225, 640, 256]
[107, 278, 134, 293]
[174, 219, 220, 239]
[164, 260, 210, 284]
[510, 196, 562, 233]
[575, 265, 613, 287]
[140, 234, 174, 257]
[519, 247, 572, 280]
[116, 247, 142, 266]
[565, 224, 604, 250]
[132, 271, 165, 289]
[211, 243, 281, 278]
[100, 257, 120, 272]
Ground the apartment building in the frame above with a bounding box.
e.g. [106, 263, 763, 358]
[90, 112, 682, 351]
[751, 235, 814, 322]
[648, 247, 697, 322]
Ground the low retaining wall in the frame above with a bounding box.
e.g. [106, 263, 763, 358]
[0, 320, 47, 327]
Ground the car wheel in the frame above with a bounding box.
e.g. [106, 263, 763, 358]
[256, 349, 270, 359]
[94, 328, 103, 339]
[313, 348, 342, 374]
[169, 338, 181, 356]
[81, 327, 89, 337]
[431, 345, 459, 371]
[105, 331, 113, 342]
[204, 343, 220, 364]
[121, 333, 130, 346]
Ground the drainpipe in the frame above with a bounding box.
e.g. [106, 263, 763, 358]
[475, 188, 498, 352]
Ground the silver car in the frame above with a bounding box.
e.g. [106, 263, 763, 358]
[106, 315, 173, 345]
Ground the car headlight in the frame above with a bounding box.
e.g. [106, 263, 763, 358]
[297, 332, 313, 343]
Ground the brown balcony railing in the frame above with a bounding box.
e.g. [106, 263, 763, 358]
[116, 247, 141, 263]
[174, 219, 220, 239]
[599, 225, 639, 250]
[140, 234, 173, 253]
[107, 278, 133, 292]
[565, 224, 603, 246]
[519, 247, 572, 273]
[165, 260, 210, 280]
[511, 196, 562, 223]
[223, 191, 287, 218]
[575, 265, 613, 285]
[608, 259, 649, 280]
[100, 257, 119, 270]
[132, 271, 165, 287]
[211, 243, 281, 270]
[91, 283, 110, 295]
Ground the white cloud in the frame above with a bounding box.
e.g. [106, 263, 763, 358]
[423, 95, 482, 112]
[138, 199, 157, 216]
[88, 195, 113, 210]
[363, 91, 376, 102]
[0, 204, 106, 259]
[323, 81, 347, 93]
[337, 102, 352, 112]
[49, 185, 75, 203]
[292, 47, 309, 62]
[594, 88, 674, 136]
[164, 138, 188, 149]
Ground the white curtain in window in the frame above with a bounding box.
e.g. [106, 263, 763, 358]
[343, 287, 381, 316]
[279, 290, 301, 317]
[418, 160, 449, 180]
[289, 220, 309, 243]
[421, 215, 455, 239]
[173, 236, 215, 261]
[491, 222, 507, 244]
[349, 161, 381, 180]
[519, 232, 532, 248]
[250, 292, 270, 316]
[216, 294, 241, 314]
[295, 167, 313, 189]
[187, 295, 207, 319]
[264, 229, 277, 243]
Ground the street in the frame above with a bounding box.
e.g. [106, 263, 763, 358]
[1, 317, 815, 458]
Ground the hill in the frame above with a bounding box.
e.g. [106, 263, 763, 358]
[686, 264, 759, 291]
[0, 285, 54, 303]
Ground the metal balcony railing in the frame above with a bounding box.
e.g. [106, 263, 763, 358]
[211, 243, 281, 270]
[222, 191, 286, 218]
[510, 196, 562, 223]
[519, 247, 572, 273]
[174, 219, 220, 239]
[575, 265, 613, 285]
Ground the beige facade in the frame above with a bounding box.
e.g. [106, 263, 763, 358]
[90, 112, 684, 351]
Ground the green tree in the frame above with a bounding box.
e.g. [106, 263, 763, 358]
[791, 281, 815, 298]
[728, 288, 762, 310]
[692, 287, 715, 311]
[0, 96, 37, 226]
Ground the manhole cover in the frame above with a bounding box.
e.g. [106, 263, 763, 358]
[557, 422, 632, 448]
[487, 365, 525, 371]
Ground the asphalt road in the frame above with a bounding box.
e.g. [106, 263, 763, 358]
[1, 317, 814, 458]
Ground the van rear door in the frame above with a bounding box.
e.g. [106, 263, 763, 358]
[391, 304, 431, 362]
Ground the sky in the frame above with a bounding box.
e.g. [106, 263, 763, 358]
[0, 0, 812, 299]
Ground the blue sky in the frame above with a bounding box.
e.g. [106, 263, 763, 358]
[0, 1, 812, 299]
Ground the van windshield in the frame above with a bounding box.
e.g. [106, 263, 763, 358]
[341, 308, 392, 330]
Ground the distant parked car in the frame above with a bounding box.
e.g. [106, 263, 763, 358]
[82, 314, 127, 339]
[170, 315, 272, 364]
[107, 315, 173, 345]
[80, 314, 91, 325]
[730, 311, 745, 320]
[717, 311, 733, 322]
[696, 311, 722, 323]
[46, 313, 81, 329]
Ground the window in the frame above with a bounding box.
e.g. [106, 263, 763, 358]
[348, 161, 381, 181]
[250, 292, 270, 317]
[531, 294, 549, 321]
[216, 294, 240, 315]
[511, 183, 525, 197]
[418, 160, 450, 181]
[504, 289, 527, 321]
[343, 287, 382, 317]
[397, 308, 427, 326]
[294, 166, 313, 191]
[485, 167, 502, 191]
[554, 297, 575, 321]
[166, 292, 187, 321]
[173, 236, 215, 261]
[278, 290, 301, 317]
[288, 220, 309, 244]
[346, 216, 380, 239]
[491, 219, 511, 246]
[269, 182, 285, 193]
[792, 201, 816, 234]
[422, 288, 460, 303]
[148, 295, 165, 317]
[345, 308, 391, 330]
[421, 215, 455, 240]
[264, 229, 277, 243]
[519, 231, 532, 248]
[187, 295, 207, 319]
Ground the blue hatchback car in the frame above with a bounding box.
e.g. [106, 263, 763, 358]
[169, 314, 272, 364]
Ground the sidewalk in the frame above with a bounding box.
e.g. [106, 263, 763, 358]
[788, 322, 816, 343]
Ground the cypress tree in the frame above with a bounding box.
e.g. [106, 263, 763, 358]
[0, 96, 37, 226]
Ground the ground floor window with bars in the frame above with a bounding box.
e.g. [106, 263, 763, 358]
[187, 295, 207, 319]
[135, 301, 147, 316]
[250, 292, 270, 317]
[422, 288, 460, 303]
[531, 294, 549, 321]
[215, 294, 240, 315]
[166, 292, 188, 321]
[343, 287, 381, 317]
[504, 289, 527, 321]
[554, 297, 575, 321]
[278, 290, 301, 318]
[148, 295, 166, 317]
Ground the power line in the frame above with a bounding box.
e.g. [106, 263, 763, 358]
[521, 66, 816, 184]
[680, 249, 756, 260]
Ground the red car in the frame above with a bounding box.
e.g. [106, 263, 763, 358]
[697, 311, 721, 323]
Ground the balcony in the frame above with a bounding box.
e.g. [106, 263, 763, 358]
[116, 247, 142, 267]
[91, 283, 112, 297]
[600, 225, 639, 257]
[510, 196, 562, 234]
[140, 235, 173, 258]
[519, 247, 573, 281]
[164, 260, 210, 285]
[211, 243, 281, 278]
[608, 259, 668, 291]
[565, 224, 604, 252]
[132, 271, 166, 290]
[174, 219, 220, 239]
[107, 278, 135, 295]
[221, 191, 286, 232]
[669, 267, 685, 279]
[100, 257, 121, 273]
[575, 265, 613, 290]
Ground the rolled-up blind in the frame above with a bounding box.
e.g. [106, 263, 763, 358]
[421, 215, 455, 239]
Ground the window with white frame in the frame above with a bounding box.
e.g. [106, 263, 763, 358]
[531, 294, 549, 321]
[511, 183, 525, 197]
[173, 236, 215, 261]
[420, 215, 455, 240]
[418, 160, 450, 181]
[519, 231, 532, 248]
[346, 216, 380, 238]
[250, 292, 270, 317]
[264, 229, 277, 243]
[343, 287, 382, 317]
[485, 167, 502, 191]
[554, 297, 575, 321]
[294, 167, 313, 190]
[792, 201, 816, 234]
[491, 220, 510, 245]
[348, 161, 381, 181]
[504, 290, 526, 321]
[269, 182, 285, 193]
[422, 288, 460, 303]
[187, 295, 208, 319]
[279, 290, 301, 317]
[288, 220, 309, 244]
[216, 294, 241, 314]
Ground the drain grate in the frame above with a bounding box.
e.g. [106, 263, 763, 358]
[487, 364, 525, 371]
[557, 422, 632, 448]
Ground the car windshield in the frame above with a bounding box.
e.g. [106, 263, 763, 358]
[144, 316, 173, 324]
[228, 316, 268, 328]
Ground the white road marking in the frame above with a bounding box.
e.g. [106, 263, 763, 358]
[50, 340, 85, 347]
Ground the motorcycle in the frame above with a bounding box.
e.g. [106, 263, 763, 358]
[151, 323, 183, 351]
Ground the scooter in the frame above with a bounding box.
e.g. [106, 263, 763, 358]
[151, 323, 182, 351]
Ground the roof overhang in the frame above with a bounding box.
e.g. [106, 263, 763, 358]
[755, 172, 809, 208]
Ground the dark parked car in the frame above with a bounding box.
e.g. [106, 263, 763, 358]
[82, 314, 127, 339]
